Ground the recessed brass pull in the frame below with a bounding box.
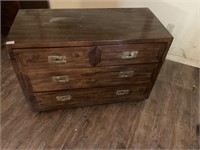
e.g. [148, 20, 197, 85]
[119, 71, 134, 78]
[56, 95, 71, 102]
[122, 51, 138, 59]
[48, 56, 66, 63]
[116, 89, 129, 96]
[52, 75, 69, 83]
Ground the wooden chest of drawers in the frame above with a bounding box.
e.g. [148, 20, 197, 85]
[7, 8, 173, 111]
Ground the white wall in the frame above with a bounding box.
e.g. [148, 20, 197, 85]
[49, 0, 200, 68]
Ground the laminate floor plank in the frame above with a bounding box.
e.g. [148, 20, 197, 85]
[65, 102, 144, 149]
[170, 88, 192, 149]
[190, 75, 199, 149]
[158, 60, 198, 90]
[1, 48, 199, 149]
[126, 97, 160, 149]
[44, 107, 92, 149]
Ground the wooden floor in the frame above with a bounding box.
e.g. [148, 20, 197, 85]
[1, 47, 199, 149]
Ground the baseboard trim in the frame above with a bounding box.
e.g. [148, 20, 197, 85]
[166, 53, 200, 68]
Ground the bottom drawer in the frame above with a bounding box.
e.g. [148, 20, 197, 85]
[33, 84, 149, 110]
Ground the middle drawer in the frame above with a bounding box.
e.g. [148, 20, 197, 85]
[22, 64, 157, 92]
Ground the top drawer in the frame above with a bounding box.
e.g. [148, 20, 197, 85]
[14, 43, 166, 70]
[97, 43, 166, 67]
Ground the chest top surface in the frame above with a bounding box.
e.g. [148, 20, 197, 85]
[7, 8, 172, 46]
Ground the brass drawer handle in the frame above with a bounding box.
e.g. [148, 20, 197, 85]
[56, 95, 71, 102]
[119, 71, 134, 78]
[122, 51, 138, 59]
[116, 89, 129, 96]
[48, 56, 66, 63]
[52, 75, 69, 83]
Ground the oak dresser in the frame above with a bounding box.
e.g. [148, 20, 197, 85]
[6, 8, 173, 111]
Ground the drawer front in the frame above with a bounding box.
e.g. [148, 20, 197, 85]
[14, 46, 95, 70]
[14, 43, 166, 70]
[23, 64, 157, 92]
[34, 84, 148, 110]
[97, 43, 166, 66]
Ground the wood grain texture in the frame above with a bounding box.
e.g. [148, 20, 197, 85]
[97, 42, 166, 66]
[1, 48, 199, 149]
[13, 46, 95, 70]
[5, 45, 38, 111]
[13, 43, 165, 70]
[34, 84, 148, 110]
[6, 8, 173, 111]
[22, 64, 156, 92]
[88, 47, 101, 67]
[7, 8, 172, 48]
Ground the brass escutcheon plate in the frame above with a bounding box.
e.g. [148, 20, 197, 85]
[116, 89, 130, 96]
[122, 51, 138, 59]
[48, 56, 67, 63]
[56, 95, 71, 102]
[119, 71, 134, 78]
[52, 75, 69, 83]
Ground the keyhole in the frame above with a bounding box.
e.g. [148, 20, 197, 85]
[55, 58, 59, 62]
